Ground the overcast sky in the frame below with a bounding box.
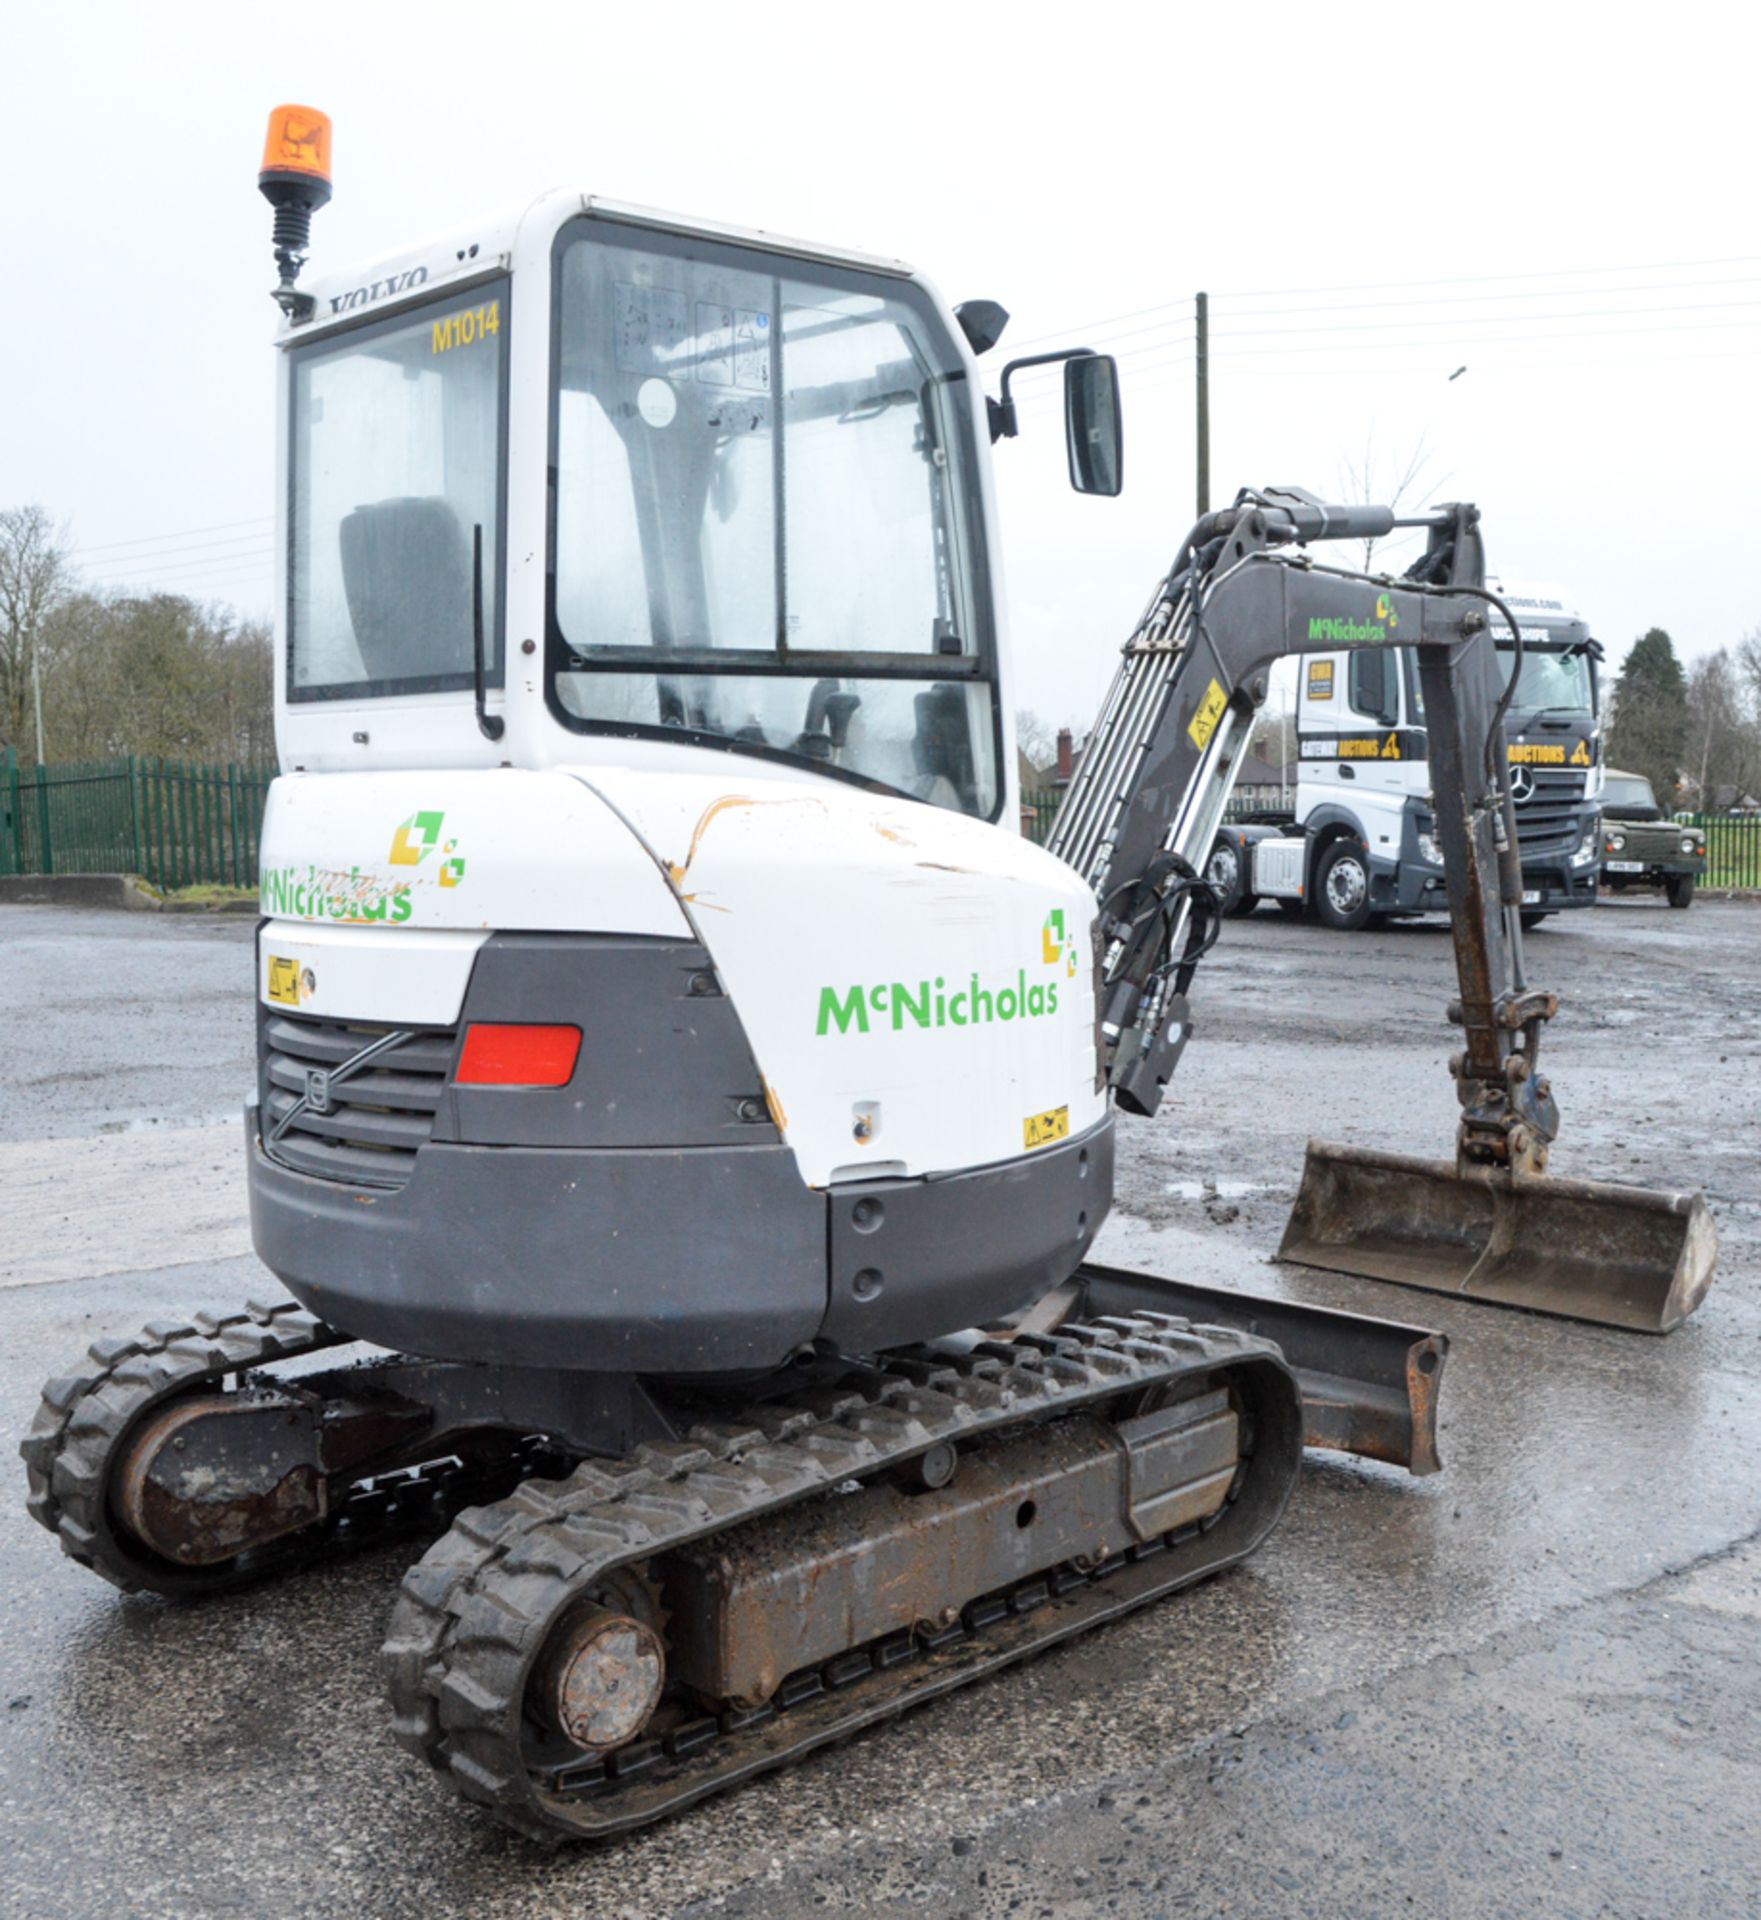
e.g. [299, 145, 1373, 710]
[3, 2, 1754, 731]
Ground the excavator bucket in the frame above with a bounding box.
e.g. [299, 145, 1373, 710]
[1279, 1142, 1717, 1334]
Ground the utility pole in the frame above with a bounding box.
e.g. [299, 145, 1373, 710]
[1195, 290, 1210, 518]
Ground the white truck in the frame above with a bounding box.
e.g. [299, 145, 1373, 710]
[1205, 580, 1605, 929]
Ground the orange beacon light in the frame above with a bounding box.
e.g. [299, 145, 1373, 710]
[259, 104, 332, 319]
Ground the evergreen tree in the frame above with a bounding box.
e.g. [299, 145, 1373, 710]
[1607, 628, 1688, 802]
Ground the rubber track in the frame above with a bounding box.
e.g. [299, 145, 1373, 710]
[19, 1299, 353, 1594]
[383, 1312, 1290, 1842]
[19, 1300, 525, 1598]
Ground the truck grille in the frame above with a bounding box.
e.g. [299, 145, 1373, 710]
[260, 1013, 456, 1189]
[1514, 765, 1589, 858]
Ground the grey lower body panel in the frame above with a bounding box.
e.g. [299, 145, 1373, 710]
[821, 1119, 1113, 1353]
[248, 1117, 828, 1374]
[247, 1109, 1116, 1375]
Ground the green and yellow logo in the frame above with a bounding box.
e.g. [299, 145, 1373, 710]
[389, 810, 466, 888]
[1042, 908, 1079, 979]
[390, 811, 444, 866]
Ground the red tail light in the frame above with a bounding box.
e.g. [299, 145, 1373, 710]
[455, 1024, 581, 1088]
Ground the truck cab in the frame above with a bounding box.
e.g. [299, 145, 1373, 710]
[1215, 578, 1604, 929]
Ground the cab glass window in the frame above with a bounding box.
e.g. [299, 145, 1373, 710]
[288, 282, 508, 701]
[1348, 649, 1397, 725]
[548, 222, 998, 818]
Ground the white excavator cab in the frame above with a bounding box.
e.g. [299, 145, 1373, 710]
[281, 196, 1008, 813]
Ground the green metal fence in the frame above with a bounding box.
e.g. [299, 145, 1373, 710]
[1021, 787, 1267, 847]
[0, 751, 276, 890]
[1021, 785, 1761, 890]
[1679, 813, 1761, 890]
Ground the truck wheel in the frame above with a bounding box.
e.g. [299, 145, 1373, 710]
[1314, 841, 1374, 932]
[1205, 841, 1256, 917]
[1666, 874, 1696, 909]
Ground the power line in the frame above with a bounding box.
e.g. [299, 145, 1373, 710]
[1211, 252, 1761, 301]
[998, 253, 1761, 359]
[89, 551, 275, 589]
[1215, 272, 1761, 322]
[1016, 287, 1761, 379]
[90, 540, 274, 574]
[1211, 312, 1761, 358]
[1217, 294, 1761, 342]
[72, 528, 279, 570]
[68, 515, 271, 557]
[1104, 340, 1761, 400]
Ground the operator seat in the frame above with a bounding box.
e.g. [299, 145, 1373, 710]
[339, 496, 474, 683]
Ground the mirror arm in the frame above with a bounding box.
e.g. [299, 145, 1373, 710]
[991, 346, 1097, 442]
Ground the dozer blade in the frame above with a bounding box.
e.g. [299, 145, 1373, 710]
[1279, 1142, 1717, 1334]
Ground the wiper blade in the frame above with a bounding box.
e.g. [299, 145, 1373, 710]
[472, 522, 504, 743]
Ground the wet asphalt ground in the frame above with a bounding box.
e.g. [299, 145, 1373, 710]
[0, 898, 1757, 1919]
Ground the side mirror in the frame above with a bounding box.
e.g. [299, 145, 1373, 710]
[1065, 354, 1122, 496]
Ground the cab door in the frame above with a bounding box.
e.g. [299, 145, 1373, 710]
[1343, 648, 1414, 797]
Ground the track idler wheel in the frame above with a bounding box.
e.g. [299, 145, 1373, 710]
[537, 1605, 667, 1756]
[114, 1392, 326, 1567]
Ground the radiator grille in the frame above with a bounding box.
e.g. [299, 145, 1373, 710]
[260, 1013, 455, 1188]
[1514, 765, 1590, 858]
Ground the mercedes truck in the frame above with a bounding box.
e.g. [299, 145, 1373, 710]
[1206, 579, 1604, 930]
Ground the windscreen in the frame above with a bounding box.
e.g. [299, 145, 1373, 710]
[549, 223, 998, 818]
[288, 282, 507, 700]
[1508, 646, 1593, 714]
[1404, 644, 1593, 723]
[1604, 774, 1656, 812]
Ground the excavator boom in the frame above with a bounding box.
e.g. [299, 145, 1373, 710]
[1049, 487, 1716, 1332]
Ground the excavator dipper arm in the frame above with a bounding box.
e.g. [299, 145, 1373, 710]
[1048, 487, 1715, 1332]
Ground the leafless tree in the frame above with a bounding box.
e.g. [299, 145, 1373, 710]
[0, 504, 70, 762]
[1015, 707, 1057, 771]
[1336, 433, 1442, 573]
[1685, 645, 1761, 807]
[43, 591, 274, 764]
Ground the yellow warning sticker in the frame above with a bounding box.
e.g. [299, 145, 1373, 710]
[266, 955, 299, 1006]
[1187, 679, 1227, 751]
[1307, 660, 1335, 701]
[1024, 1105, 1070, 1151]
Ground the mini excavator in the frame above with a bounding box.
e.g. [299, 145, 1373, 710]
[21, 108, 1714, 1842]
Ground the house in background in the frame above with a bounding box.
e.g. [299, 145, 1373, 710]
[1232, 751, 1289, 809]
[1021, 731, 1288, 840]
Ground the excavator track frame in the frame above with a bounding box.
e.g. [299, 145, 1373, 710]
[384, 1310, 1301, 1841]
[20, 1300, 554, 1596]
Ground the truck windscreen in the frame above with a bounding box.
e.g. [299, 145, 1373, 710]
[1407, 644, 1592, 721]
[1507, 646, 1592, 713]
[546, 221, 999, 820]
[286, 282, 508, 701]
